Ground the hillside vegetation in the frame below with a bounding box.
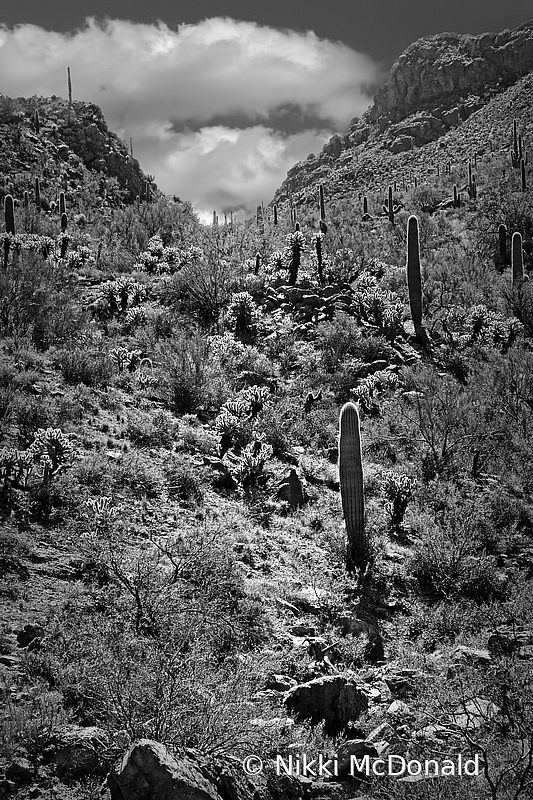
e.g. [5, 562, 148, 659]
[0, 56, 533, 800]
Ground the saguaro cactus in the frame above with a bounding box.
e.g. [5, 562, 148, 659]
[498, 224, 508, 270]
[35, 177, 41, 212]
[4, 194, 15, 235]
[61, 213, 68, 232]
[511, 231, 524, 286]
[34, 109, 40, 134]
[339, 402, 367, 574]
[383, 185, 400, 225]
[59, 191, 66, 216]
[521, 159, 527, 192]
[273, 204, 278, 226]
[319, 184, 327, 232]
[406, 215, 428, 344]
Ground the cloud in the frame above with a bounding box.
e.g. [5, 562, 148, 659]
[0, 17, 382, 218]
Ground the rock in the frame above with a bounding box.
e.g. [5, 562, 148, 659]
[108, 741, 305, 800]
[451, 646, 492, 667]
[16, 624, 45, 648]
[386, 700, 413, 719]
[450, 697, 500, 731]
[284, 675, 368, 736]
[336, 740, 379, 776]
[325, 447, 338, 463]
[107, 740, 219, 800]
[49, 725, 110, 774]
[275, 469, 307, 510]
[202, 456, 237, 489]
[384, 669, 423, 698]
[0, 654, 19, 667]
[266, 674, 297, 692]
[5, 758, 33, 783]
[289, 625, 316, 637]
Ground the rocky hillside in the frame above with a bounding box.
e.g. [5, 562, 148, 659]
[273, 20, 533, 206]
[0, 93, 151, 207]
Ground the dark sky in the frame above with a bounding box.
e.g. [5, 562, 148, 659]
[2, 0, 532, 71]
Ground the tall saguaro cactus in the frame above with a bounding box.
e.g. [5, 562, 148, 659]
[4, 194, 15, 235]
[511, 231, 524, 286]
[319, 184, 327, 232]
[498, 224, 508, 270]
[406, 215, 428, 345]
[339, 402, 367, 574]
[35, 177, 41, 213]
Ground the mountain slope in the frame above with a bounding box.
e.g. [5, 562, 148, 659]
[273, 20, 533, 207]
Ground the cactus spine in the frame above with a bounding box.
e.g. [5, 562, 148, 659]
[339, 402, 367, 574]
[4, 194, 15, 235]
[511, 232, 524, 285]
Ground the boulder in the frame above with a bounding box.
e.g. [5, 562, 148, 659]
[16, 624, 45, 648]
[336, 740, 379, 776]
[284, 675, 368, 736]
[49, 725, 110, 774]
[107, 741, 219, 800]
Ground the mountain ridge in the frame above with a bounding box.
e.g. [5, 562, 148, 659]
[273, 19, 533, 207]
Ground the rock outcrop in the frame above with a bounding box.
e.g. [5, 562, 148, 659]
[272, 20, 533, 206]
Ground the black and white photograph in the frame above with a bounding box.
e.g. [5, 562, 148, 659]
[1, 2, 533, 798]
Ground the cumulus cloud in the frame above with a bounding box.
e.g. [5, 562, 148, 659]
[0, 17, 382, 217]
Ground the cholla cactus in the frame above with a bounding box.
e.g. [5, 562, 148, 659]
[0, 448, 34, 490]
[378, 471, 415, 528]
[351, 371, 399, 414]
[100, 276, 146, 314]
[124, 306, 147, 329]
[225, 291, 260, 341]
[29, 428, 74, 487]
[214, 409, 241, 457]
[231, 439, 273, 490]
[110, 347, 143, 372]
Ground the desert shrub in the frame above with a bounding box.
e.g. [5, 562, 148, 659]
[56, 348, 114, 387]
[15, 396, 56, 447]
[315, 313, 363, 372]
[112, 452, 164, 498]
[125, 408, 177, 448]
[0, 244, 85, 349]
[164, 459, 205, 504]
[408, 513, 505, 601]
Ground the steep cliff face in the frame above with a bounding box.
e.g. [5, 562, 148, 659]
[273, 19, 533, 205]
[370, 22, 533, 125]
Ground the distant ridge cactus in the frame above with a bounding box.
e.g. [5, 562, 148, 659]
[339, 401, 367, 574]
[34, 109, 40, 134]
[273, 204, 278, 225]
[511, 231, 524, 285]
[4, 194, 14, 235]
[406, 215, 428, 345]
[453, 184, 461, 209]
[383, 185, 400, 225]
[521, 159, 527, 192]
